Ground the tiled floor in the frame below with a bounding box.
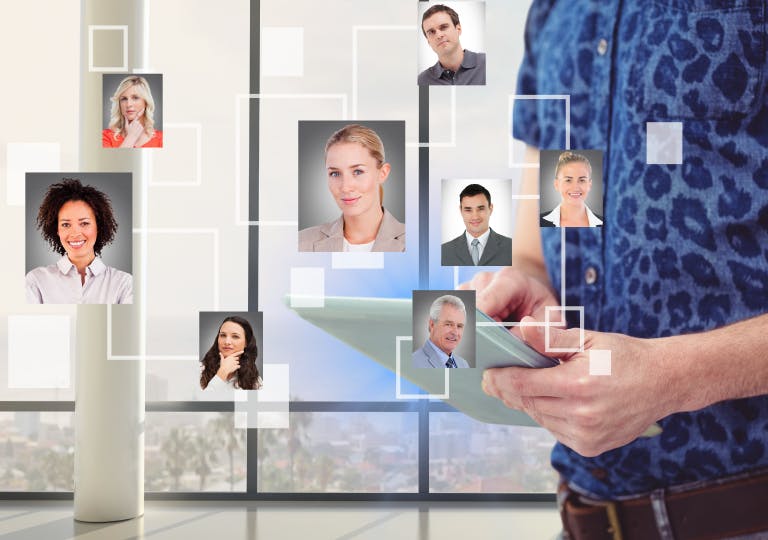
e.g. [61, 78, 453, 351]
[0, 500, 561, 539]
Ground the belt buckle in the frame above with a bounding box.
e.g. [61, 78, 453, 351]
[604, 501, 624, 540]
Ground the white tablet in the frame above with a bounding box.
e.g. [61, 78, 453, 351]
[288, 295, 557, 427]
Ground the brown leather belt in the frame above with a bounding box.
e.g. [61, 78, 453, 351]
[558, 470, 768, 540]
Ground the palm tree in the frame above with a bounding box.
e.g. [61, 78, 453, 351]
[287, 412, 312, 491]
[317, 454, 335, 491]
[210, 413, 245, 491]
[257, 428, 280, 491]
[162, 427, 192, 491]
[191, 432, 219, 490]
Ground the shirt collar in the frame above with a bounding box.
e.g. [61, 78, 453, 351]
[465, 228, 491, 249]
[585, 205, 604, 226]
[432, 49, 478, 78]
[56, 255, 106, 276]
[542, 204, 603, 227]
[541, 205, 561, 226]
[426, 338, 451, 364]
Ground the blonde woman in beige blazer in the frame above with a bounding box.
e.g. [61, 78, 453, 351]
[299, 124, 405, 253]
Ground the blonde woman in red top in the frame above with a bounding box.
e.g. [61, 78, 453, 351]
[102, 75, 162, 148]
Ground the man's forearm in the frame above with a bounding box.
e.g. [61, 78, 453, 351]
[661, 313, 768, 413]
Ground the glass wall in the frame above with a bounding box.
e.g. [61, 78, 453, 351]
[1, 0, 556, 499]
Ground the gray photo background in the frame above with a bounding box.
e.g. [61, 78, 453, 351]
[199, 311, 264, 385]
[298, 120, 406, 230]
[102, 73, 164, 131]
[539, 149, 604, 216]
[25, 172, 133, 274]
[412, 289, 476, 368]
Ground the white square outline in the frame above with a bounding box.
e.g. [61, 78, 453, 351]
[353, 25, 456, 148]
[148, 123, 202, 186]
[544, 305, 584, 353]
[234, 93, 346, 227]
[107, 228, 220, 361]
[88, 25, 128, 72]
[395, 336, 449, 400]
[508, 94, 571, 168]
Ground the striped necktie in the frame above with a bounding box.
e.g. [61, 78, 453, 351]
[446, 355, 457, 368]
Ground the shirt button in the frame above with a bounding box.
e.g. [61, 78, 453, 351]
[597, 38, 608, 56]
[590, 467, 609, 481]
[585, 267, 598, 285]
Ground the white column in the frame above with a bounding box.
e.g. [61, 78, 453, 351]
[74, 0, 146, 522]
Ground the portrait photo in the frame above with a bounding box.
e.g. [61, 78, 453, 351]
[417, 1, 486, 86]
[441, 179, 513, 266]
[412, 289, 476, 368]
[25, 172, 133, 304]
[539, 149, 604, 228]
[102, 73, 163, 148]
[199, 311, 264, 392]
[298, 120, 406, 253]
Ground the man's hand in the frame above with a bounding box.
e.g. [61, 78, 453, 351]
[482, 316, 679, 457]
[459, 267, 560, 336]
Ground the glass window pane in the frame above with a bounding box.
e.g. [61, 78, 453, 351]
[258, 412, 418, 493]
[146, 412, 246, 492]
[0, 0, 79, 403]
[429, 413, 558, 493]
[0, 412, 74, 491]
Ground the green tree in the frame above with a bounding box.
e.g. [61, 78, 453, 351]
[256, 428, 281, 490]
[162, 427, 192, 491]
[191, 432, 219, 490]
[287, 412, 312, 491]
[210, 413, 245, 491]
[317, 454, 335, 492]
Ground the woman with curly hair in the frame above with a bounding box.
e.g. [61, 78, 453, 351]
[102, 75, 163, 148]
[200, 316, 263, 391]
[25, 178, 133, 304]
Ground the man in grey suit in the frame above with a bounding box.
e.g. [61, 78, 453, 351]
[441, 184, 512, 266]
[413, 295, 470, 368]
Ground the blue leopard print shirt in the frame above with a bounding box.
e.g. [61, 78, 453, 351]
[513, 0, 768, 499]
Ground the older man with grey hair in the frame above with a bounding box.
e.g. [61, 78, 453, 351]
[413, 294, 470, 368]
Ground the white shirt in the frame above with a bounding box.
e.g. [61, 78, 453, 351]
[26, 256, 133, 304]
[541, 204, 603, 227]
[203, 374, 263, 392]
[465, 228, 491, 261]
[343, 238, 375, 252]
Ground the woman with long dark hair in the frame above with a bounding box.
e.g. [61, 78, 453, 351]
[200, 316, 262, 390]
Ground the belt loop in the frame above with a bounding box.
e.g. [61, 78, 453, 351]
[604, 502, 624, 540]
[650, 489, 675, 540]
